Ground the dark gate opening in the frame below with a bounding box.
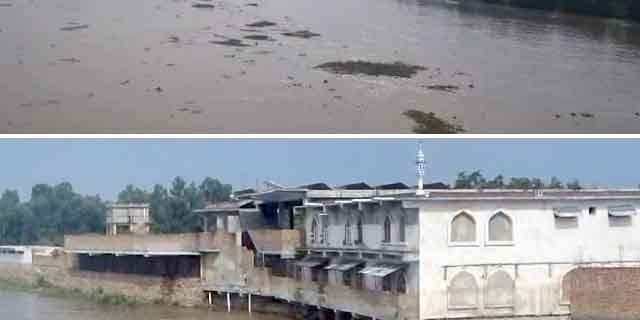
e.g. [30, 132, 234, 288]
[77, 254, 200, 278]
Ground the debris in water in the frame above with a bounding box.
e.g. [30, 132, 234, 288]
[315, 60, 426, 78]
[192, 3, 215, 8]
[60, 24, 89, 31]
[154, 86, 163, 93]
[58, 58, 81, 63]
[120, 80, 130, 86]
[246, 20, 276, 27]
[423, 84, 460, 93]
[323, 79, 328, 84]
[403, 109, 465, 134]
[251, 50, 273, 55]
[168, 35, 180, 43]
[281, 30, 320, 38]
[554, 114, 561, 119]
[635, 112, 640, 117]
[88, 92, 95, 98]
[166, 63, 175, 67]
[243, 34, 273, 41]
[0, 3, 13, 7]
[580, 112, 594, 118]
[246, 3, 259, 6]
[570, 112, 577, 117]
[210, 39, 250, 47]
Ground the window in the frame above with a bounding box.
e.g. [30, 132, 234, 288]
[399, 214, 406, 242]
[554, 207, 580, 229]
[320, 215, 328, 244]
[450, 212, 476, 243]
[383, 216, 392, 243]
[588, 207, 597, 215]
[343, 270, 353, 286]
[486, 270, 514, 307]
[448, 271, 478, 309]
[608, 205, 635, 227]
[356, 216, 363, 244]
[488, 212, 513, 242]
[344, 218, 352, 244]
[397, 271, 407, 294]
[382, 274, 392, 292]
[311, 218, 318, 243]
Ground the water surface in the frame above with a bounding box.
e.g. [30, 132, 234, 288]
[0, 289, 278, 320]
[1, 0, 639, 133]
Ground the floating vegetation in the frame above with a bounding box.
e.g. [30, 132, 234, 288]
[281, 30, 320, 38]
[246, 20, 277, 27]
[403, 109, 465, 134]
[209, 38, 250, 47]
[423, 84, 460, 93]
[192, 3, 214, 8]
[315, 60, 426, 78]
[60, 24, 89, 31]
[58, 58, 81, 63]
[243, 34, 273, 41]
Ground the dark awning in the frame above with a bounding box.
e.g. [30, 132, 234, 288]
[608, 204, 636, 217]
[324, 260, 364, 271]
[295, 256, 329, 268]
[358, 263, 406, 277]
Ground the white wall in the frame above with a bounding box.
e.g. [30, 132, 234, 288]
[416, 198, 640, 320]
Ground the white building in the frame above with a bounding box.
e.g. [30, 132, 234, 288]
[288, 146, 640, 320]
[106, 203, 150, 235]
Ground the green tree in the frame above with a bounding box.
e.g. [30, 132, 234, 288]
[199, 177, 232, 203]
[566, 179, 582, 190]
[117, 185, 150, 203]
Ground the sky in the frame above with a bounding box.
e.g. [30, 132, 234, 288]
[0, 138, 639, 201]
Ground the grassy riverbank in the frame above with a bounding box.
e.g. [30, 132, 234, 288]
[0, 276, 137, 305]
[476, 0, 640, 22]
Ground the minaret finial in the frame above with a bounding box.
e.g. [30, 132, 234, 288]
[416, 142, 425, 196]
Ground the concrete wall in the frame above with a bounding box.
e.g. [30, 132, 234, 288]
[65, 232, 230, 253]
[248, 229, 301, 257]
[414, 198, 640, 320]
[564, 267, 640, 320]
[0, 254, 205, 307]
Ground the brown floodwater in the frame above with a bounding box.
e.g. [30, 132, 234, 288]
[1, 0, 640, 133]
[0, 289, 282, 320]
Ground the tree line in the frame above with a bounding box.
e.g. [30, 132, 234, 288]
[0, 177, 231, 245]
[478, 0, 640, 22]
[453, 170, 582, 190]
[0, 172, 592, 245]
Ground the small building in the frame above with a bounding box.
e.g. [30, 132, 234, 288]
[106, 203, 150, 235]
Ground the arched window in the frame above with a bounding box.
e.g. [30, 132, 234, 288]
[448, 271, 478, 309]
[383, 216, 392, 243]
[320, 216, 328, 244]
[397, 271, 407, 294]
[399, 214, 406, 242]
[344, 217, 352, 244]
[451, 212, 476, 242]
[486, 270, 514, 307]
[311, 218, 318, 243]
[488, 212, 513, 242]
[356, 216, 363, 244]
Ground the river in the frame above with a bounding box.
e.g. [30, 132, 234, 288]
[0, 289, 280, 320]
[1, 0, 639, 133]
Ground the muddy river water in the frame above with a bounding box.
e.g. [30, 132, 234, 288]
[0, 289, 280, 320]
[1, 0, 640, 133]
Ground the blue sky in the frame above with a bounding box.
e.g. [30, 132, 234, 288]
[0, 139, 638, 201]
